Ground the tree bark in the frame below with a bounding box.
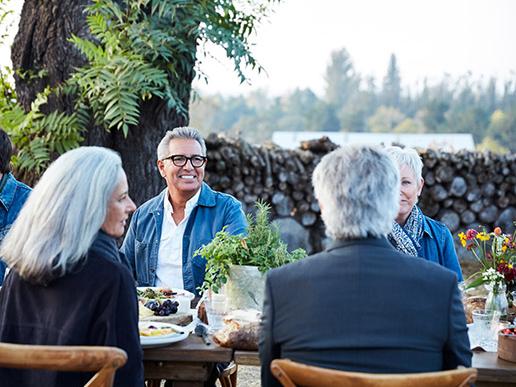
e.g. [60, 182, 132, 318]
[11, 0, 194, 205]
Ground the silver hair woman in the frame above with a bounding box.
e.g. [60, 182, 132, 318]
[386, 146, 463, 281]
[2, 147, 126, 282]
[313, 144, 400, 240]
[0, 147, 143, 386]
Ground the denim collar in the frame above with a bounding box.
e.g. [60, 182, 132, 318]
[422, 215, 434, 239]
[0, 173, 18, 211]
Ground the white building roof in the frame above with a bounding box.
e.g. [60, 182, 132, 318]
[272, 131, 475, 151]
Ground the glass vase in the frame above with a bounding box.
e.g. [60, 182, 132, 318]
[485, 282, 508, 316]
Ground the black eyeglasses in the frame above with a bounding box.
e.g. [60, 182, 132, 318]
[162, 154, 207, 168]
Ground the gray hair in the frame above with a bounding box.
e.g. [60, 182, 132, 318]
[157, 127, 207, 160]
[0, 146, 123, 284]
[385, 146, 423, 184]
[312, 144, 400, 240]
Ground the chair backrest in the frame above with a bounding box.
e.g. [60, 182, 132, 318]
[271, 359, 477, 387]
[0, 342, 127, 387]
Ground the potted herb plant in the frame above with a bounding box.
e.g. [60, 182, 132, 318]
[196, 201, 306, 310]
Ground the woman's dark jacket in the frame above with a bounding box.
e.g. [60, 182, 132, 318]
[0, 231, 144, 387]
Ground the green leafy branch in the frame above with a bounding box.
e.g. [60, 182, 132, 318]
[0, 0, 278, 178]
[197, 200, 306, 293]
[0, 69, 82, 180]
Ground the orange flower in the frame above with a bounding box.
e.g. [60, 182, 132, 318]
[494, 227, 502, 236]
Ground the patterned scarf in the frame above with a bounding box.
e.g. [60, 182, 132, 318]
[388, 205, 424, 257]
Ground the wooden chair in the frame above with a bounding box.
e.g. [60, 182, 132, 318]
[0, 342, 127, 387]
[219, 360, 238, 387]
[271, 359, 477, 387]
[148, 362, 238, 387]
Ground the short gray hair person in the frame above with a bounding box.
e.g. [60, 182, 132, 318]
[156, 127, 207, 160]
[386, 146, 424, 185]
[312, 144, 400, 240]
[0, 146, 123, 285]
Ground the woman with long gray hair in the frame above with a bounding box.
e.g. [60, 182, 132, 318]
[386, 146, 463, 281]
[0, 147, 143, 386]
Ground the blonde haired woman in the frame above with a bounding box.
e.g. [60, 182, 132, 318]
[386, 146, 463, 281]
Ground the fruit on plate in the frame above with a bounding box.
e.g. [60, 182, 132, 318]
[138, 298, 180, 317]
[500, 327, 516, 336]
[146, 299, 179, 316]
[137, 287, 192, 317]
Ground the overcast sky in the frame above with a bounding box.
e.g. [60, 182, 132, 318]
[2, 0, 515, 97]
[193, 0, 516, 96]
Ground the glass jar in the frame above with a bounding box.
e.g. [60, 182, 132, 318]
[485, 282, 508, 316]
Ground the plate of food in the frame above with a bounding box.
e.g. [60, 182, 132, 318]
[137, 287, 195, 302]
[139, 322, 189, 348]
[137, 287, 195, 319]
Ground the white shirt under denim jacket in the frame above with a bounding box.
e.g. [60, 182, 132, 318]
[155, 189, 200, 289]
[120, 182, 247, 296]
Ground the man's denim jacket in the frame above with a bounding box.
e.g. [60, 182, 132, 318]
[121, 183, 247, 296]
[0, 173, 31, 284]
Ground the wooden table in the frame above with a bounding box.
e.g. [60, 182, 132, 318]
[472, 350, 516, 386]
[143, 335, 232, 387]
[144, 338, 516, 386]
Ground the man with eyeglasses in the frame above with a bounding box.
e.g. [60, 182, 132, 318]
[121, 127, 247, 296]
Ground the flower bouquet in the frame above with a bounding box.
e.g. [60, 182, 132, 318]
[458, 226, 516, 311]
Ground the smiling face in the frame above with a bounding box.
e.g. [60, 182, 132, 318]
[396, 163, 424, 226]
[101, 171, 136, 238]
[157, 138, 206, 201]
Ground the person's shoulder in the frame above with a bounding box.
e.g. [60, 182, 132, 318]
[87, 251, 135, 284]
[77, 256, 136, 306]
[6, 173, 31, 199]
[134, 190, 165, 214]
[204, 183, 241, 207]
[397, 247, 457, 282]
[423, 215, 450, 233]
[267, 251, 324, 282]
[12, 176, 31, 193]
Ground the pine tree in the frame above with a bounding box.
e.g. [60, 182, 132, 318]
[382, 53, 401, 108]
[324, 48, 359, 109]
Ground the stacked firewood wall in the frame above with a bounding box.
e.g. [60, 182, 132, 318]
[204, 134, 516, 254]
[417, 148, 516, 235]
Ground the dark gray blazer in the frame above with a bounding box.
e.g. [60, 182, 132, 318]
[259, 237, 472, 387]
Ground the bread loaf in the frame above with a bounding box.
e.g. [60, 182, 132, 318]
[213, 309, 261, 350]
[213, 320, 260, 350]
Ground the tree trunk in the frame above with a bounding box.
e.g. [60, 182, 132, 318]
[11, 0, 194, 205]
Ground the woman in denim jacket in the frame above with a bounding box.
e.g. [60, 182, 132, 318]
[386, 146, 463, 282]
